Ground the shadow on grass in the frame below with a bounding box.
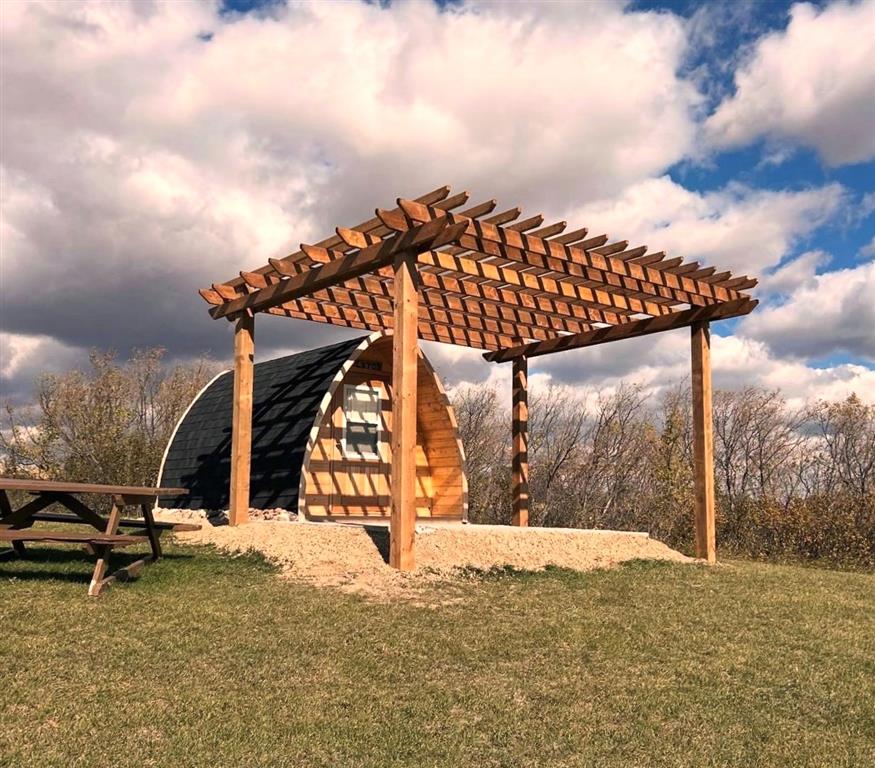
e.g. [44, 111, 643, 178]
[0, 545, 194, 585]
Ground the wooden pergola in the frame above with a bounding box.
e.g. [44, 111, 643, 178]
[200, 186, 758, 569]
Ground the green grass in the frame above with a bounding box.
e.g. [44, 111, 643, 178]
[1, 544, 873, 768]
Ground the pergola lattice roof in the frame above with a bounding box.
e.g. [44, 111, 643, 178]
[200, 185, 758, 361]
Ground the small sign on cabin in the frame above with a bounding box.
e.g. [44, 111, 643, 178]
[354, 360, 382, 371]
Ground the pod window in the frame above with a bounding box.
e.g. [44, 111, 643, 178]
[343, 384, 381, 459]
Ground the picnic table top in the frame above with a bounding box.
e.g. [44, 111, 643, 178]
[0, 477, 188, 497]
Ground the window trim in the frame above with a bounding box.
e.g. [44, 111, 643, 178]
[342, 383, 382, 460]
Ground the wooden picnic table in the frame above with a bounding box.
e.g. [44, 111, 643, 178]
[0, 478, 198, 596]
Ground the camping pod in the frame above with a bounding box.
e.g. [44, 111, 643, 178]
[158, 332, 467, 521]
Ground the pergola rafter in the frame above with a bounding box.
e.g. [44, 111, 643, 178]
[392, 199, 749, 303]
[201, 185, 759, 570]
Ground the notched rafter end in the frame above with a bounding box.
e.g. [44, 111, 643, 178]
[433, 190, 471, 210]
[460, 199, 497, 219]
[199, 287, 222, 305]
[337, 226, 381, 249]
[211, 282, 239, 300]
[507, 214, 545, 232]
[483, 206, 522, 226]
[376, 206, 409, 232]
[269, 257, 297, 276]
[240, 270, 275, 289]
[300, 242, 330, 261]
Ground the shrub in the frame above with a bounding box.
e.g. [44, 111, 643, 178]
[452, 383, 875, 569]
[1, 348, 217, 491]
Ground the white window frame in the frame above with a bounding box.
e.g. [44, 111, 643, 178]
[342, 383, 382, 460]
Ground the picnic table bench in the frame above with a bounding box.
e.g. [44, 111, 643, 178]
[0, 478, 198, 596]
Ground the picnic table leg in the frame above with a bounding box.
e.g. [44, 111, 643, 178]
[0, 490, 26, 556]
[88, 497, 122, 597]
[53, 493, 110, 531]
[140, 503, 162, 561]
[1, 492, 59, 557]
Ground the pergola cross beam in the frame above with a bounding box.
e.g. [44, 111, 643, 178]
[484, 297, 757, 363]
[220, 186, 455, 292]
[209, 216, 467, 320]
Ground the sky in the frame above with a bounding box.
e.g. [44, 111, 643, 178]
[1, 0, 874, 408]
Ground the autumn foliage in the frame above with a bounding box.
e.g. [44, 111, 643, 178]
[1, 349, 217, 491]
[453, 383, 874, 568]
[2, 350, 872, 567]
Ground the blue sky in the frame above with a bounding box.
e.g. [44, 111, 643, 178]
[628, 0, 872, 273]
[1, 0, 873, 406]
[645, 0, 874, 271]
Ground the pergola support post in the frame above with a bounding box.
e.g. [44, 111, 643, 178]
[691, 321, 716, 563]
[229, 313, 255, 526]
[512, 356, 529, 526]
[390, 252, 419, 571]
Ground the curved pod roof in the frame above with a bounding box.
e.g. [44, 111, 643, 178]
[158, 332, 466, 517]
[159, 336, 366, 510]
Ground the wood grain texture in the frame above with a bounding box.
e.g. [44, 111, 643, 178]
[210, 217, 466, 320]
[202, 186, 758, 366]
[200, 183, 762, 385]
[299, 336, 464, 522]
[88, 497, 122, 595]
[229, 314, 255, 526]
[220, 186, 454, 292]
[691, 321, 716, 564]
[484, 298, 758, 363]
[395, 198, 752, 303]
[0, 478, 187, 497]
[390, 255, 419, 571]
[0, 530, 147, 545]
[30, 512, 199, 532]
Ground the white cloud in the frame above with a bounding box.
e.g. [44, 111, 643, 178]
[0, 0, 702, 360]
[859, 236, 875, 261]
[705, 1, 875, 166]
[710, 333, 875, 407]
[431, 326, 875, 409]
[0, 331, 85, 404]
[741, 261, 875, 362]
[759, 250, 831, 295]
[568, 176, 844, 275]
[0, 0, 871, 413]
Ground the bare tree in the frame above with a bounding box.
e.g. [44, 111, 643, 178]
[451, 380, 874, 567]
[810, 395, 875, 499]
[451, 383, 510, 523]
[644, 383, 694, 545]
[528, 385, 587, 526]
[5, 350, 872, 566]
[1, 348, 217, 488]
[720, 390, 801, 498]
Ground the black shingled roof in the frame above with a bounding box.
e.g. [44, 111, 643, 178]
[159, 335, 368, 510]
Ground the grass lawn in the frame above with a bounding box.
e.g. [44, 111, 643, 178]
[1, 543, 873, 768]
